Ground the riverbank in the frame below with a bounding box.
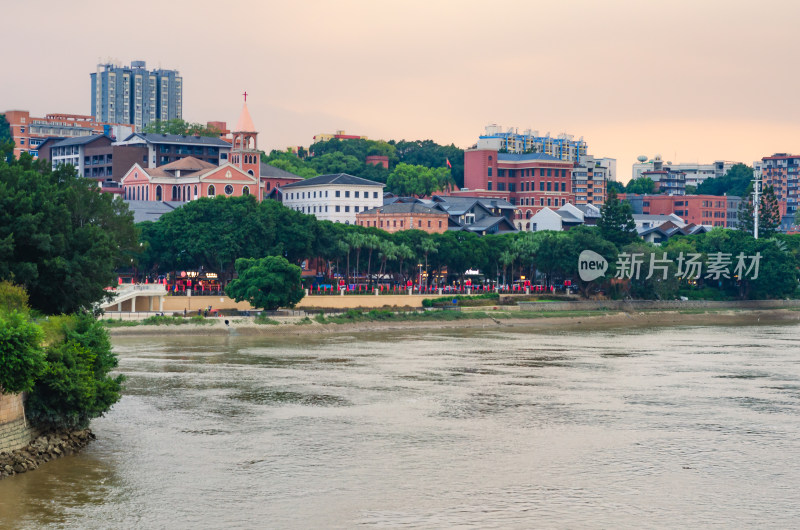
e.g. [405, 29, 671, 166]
[106, 307, 800, 337]
[0, 429, 95, 480]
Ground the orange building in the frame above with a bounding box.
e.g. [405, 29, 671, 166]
[357, 203, 451, 233]
[3, 109, 133, 159]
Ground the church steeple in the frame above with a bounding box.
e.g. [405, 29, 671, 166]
[231, 92, 259, 180]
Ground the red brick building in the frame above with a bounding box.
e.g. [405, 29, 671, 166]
[622, 194, 744, 228]
[357, 203, 451, 233]
[463, 149, 575, 227]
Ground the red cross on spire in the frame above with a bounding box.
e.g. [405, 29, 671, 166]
[243, 91, 248, 102]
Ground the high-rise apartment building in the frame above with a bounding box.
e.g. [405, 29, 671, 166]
[760, 153, 799, 215]
[90, 61, 182, 130]
[477, 124, 588, 163]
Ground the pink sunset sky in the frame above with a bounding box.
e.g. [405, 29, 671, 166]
[3, 0, 799, 182]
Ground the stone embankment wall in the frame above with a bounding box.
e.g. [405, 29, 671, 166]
[518, 299, 800, 312]
[0, 393, 38, 453]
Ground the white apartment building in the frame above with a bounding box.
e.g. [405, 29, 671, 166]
[280, 173, 384, 224]
[632, 156, 737, 187]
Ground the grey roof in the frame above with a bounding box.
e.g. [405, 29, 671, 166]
[556, 211, 583, 223]
[123, 132, 232, 147]
[280, 173, 385, 189]
[497, 152, 563, 162]
[259, 162, 302, 180]
[461, 216, 517, 233]
[124, 200, 185, 223]
[430, 195, 515, 216]
[364, 202, 445, 215]
[574, 204, 602, 217]
[52, 134, 110, 147]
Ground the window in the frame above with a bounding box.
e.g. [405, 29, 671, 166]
[242, 186, 249, 195]
[355, 206, 359, 212]
[438, 221, 442, 228]
[373, 192, 378, 198]
[20, 127, 25, 133]
[488, 155, 492, 161]
[345, 191, 350, 198]
[156, 185, 162, 201]
[540, 182, 544, 191]
[488, 167, 492, 177]
[20, 139, 25, 145]
[355, 191, 359, 198]
[344, 206, 350, 212]
[547, 182, 551, 191]
[497, 183, 505, 191]
[225, 184, 234, 195]
[335, 205, 340, 212]
[547, 169, 551, 177]
[427, 220, 431, 228]
[487, 182, 492, 191]
[561, 183, 566, 192]
[547, 198, 551, 206]
[336, 190, 341, 197]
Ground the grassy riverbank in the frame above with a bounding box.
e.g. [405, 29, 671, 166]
[104, 306, 800, 337]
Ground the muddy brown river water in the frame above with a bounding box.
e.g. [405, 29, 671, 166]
[2, 323, 800, 528]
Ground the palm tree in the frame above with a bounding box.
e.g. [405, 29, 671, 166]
[499, 249, 516, 287]
[363, 234, 382, 287]
[345, 233, 367, 284]
[337, 240, 350, 285]
[395, 243, 416, 284]
[418, 238, 439, 288]
[378, 240, 398, 281]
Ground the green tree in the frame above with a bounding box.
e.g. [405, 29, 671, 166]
[625, 176, 657, 195]
[598, 188, 638, 248]
[0, 114, 13, 161]
[739, 184, 781, 238]
[26, 313, 124, 430]
[142, 119, 221, 137]
[261, 150, 319, 179]
[607, 181, 625, 195]
[309, 151, 362, 175]
[225, 256, 304, 310]
[696, 163, 753, 197]
[0, 151, 139, 314]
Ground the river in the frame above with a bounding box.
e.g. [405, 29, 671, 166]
[2, 323, 800, 528]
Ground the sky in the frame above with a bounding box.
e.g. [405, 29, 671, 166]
[3, 0, 800, 182]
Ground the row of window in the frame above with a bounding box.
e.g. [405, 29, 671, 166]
[125, 184, 249, 201]
[488, 181, 568, 192]
[292, 204, 372, 214]
[287, 189, 380, 200]
[358, 219, 444, 229]
[493, 168, 569, 178]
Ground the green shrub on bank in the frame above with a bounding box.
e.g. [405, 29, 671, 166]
[0, 310, 46, 393]
[26, 313, 124, 430]
[254, 314, 280, 325]
[421, 293, 499, 308]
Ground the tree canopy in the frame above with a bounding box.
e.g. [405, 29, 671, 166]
[142, 119, 221, 137]
[739, 184, 782, 238]
[0, 149, 139, 314]
[625, 176, 657, 195]
[696, 163, 753, 197]
[225, 256, 304, 310]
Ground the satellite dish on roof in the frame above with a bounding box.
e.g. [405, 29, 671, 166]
[637, 155, 648, 163]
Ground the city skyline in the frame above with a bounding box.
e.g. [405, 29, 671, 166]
[3, 0, 800, 181]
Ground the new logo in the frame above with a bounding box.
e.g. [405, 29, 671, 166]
[578, 250, 608, 282]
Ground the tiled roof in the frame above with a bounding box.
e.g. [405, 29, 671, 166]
[124, 200, 185, 223]
[259, 162, 303, 180]
[363, 203, 445, 215]
[280, 173, 385, 189]
[160, 156, 216, 172]
[52, 134, 110, 147]
[124, 133, 231, 147]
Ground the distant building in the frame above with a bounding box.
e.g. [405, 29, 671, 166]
[312, 130, 368, 143]
[365, 155, 389, 169]
[760, 153, 800, 216]
[115, 132, 232, 168]
[477, 124, 587, 162]
[91, 61, 182, 129]
[632, 156, 737, 187]
[572, 155, 608, 206]
[529, 203, 601, 232]
[425, 196, 517, 235]
[357, 202, 451, 233]
[280, 174, 384, 224]
[463, 148, 575, 227]
[621, 194, 741, 228]
[3, 109, 133, 159]
[121, 156, 259, 202]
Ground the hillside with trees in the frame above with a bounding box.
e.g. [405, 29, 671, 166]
[261, 136, 465, 195]
[696, 163, 753, 197]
